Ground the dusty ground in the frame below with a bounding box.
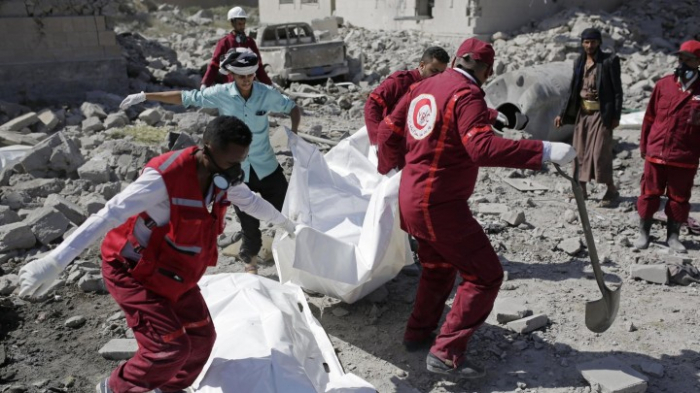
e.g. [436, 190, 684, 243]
[2, 125, 700, 393]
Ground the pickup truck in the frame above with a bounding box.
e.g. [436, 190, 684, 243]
[251, 22, 349, 84]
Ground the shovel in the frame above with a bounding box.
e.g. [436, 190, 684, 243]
[554, 162, 621, 333]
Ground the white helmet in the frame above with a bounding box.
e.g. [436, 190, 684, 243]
[227, 6, 247, 20]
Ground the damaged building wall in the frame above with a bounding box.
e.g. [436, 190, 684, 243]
[0, 0, 127, 104]
[157, 0, 258, 9]
[260, 0, 625, 36]
[259, 0, 335, 25]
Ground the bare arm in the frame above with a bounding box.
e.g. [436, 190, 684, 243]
[145, 91, 183, 105]
[290, 106, 301, 134]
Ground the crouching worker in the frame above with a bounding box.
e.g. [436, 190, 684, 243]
[18, 116, 297, 393]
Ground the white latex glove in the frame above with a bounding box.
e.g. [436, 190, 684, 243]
[278, 218, 297, 239]
[18, 256, 64, 298]
[496, 111, 509, 127]
[542, 141, 577, 165]
[119, 92, 146, 110]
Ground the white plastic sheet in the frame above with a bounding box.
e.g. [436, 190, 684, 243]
[273, 127, 412, 304]
[0, 145, 31, 171]
[193, 273, 375, 393]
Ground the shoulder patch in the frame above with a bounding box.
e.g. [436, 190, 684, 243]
[407, 93, 437, 140]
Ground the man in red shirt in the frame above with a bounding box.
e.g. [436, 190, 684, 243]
[377, 38, 576, 378]
[201, 6, 272, 87]
[635, 40, 700, 253]
[364, 47, 449, 145]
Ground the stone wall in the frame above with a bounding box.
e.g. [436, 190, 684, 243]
[0, 0, 127, 104]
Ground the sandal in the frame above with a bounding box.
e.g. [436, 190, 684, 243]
[599, 190, 620, 207]
[244, 262, 258, 274]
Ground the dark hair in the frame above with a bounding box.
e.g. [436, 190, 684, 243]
[421, 46, 450, 64]
[203, 116, 252, 149]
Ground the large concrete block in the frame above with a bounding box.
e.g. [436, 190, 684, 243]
[0, 206, 21, 225]
[81, 117, 105, 133]
[577, 356, 648, 393]
[0, 222, 36, 252]
[494, 297, 532, 324]
[19, 132, 84, 174]
[25, 207, 70, 245]
[13, 178, 64, 198]
[506, 313, 549, 333]
[44, 194, 87, 225]
[0, 112, 38, 131]
[37, 109, 59, 132]
[630, 264, 668, 285]
[98, 339, 138, 360]
[77, 158, 111, 184]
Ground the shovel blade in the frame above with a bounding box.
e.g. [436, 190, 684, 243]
[584, 287, 621, 333]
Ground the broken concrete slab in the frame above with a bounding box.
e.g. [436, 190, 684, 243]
[25, 207, 70, 245]
[81, 195, 106, 215]
[77, 158, 111, 184]
[477, 203, 509, 215]
[80, 102, 107, 119]
[43, 195, 87, 226]
[577, 356, 648, 393]
[0, 112, 39, 132]
[0, 222, 36, 252]
[0, 205, 21, 225]
[557, 237, 582, 255]
[36, 109, 59, 132]
[12, 178, 65, 198]
[18, 132, 84, 174]
[138, 108, 162, 126]
[98, 339, 138, 360]
[506, 313, 548, 333]
[503, 178, 549, 192]
[502, 210, 526, 226]
[630, 264, 669, 285]
[0, 274, 19, 296]
[494, 297, 533, 324]
[78, 274, 106, 293]
[103, 113, 128, 130]
[81, 116, 105, 133]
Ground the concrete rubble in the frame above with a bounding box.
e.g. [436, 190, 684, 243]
[0, 0, 698, 392]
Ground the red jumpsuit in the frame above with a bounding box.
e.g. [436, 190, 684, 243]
[365, 69, 499, 145]
[202, 32, 272, 87]
[377, 68, 543, 367]
[101, 147, 226, 392]
[365, 69, 422, 145]
[638, 75, 700, 222]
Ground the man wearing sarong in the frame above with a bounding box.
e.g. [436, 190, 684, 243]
[555, 28, 623, 206]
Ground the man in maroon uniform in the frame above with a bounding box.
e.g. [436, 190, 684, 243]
[635, 40, 700, 253]
[377, 38, 576, 378]
[364, 47, 449, 145]
[201, 6, 272, 87]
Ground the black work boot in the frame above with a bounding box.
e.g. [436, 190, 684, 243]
[402, 333, 436, 352]
[633, 218, 653, 250]
[666, 220, 687, 253]
[425, 353, 485, 379]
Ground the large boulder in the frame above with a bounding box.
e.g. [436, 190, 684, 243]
[18, 132, 84, 174]
[24, 207, 70, 245]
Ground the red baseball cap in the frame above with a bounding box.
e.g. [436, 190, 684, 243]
[674, 40, 700, 59]
[455, 38, 495, 68]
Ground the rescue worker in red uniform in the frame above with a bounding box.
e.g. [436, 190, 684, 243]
[365, 47, 510, 146]
[364, 47, 450, 145]
[201, 6, 272, 87]
[18, 116, 297, 393]
[635, 40, 700, 253]
[377, 38, 577, 378]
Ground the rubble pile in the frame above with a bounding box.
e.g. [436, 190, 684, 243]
[1, 0, 700, 392]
